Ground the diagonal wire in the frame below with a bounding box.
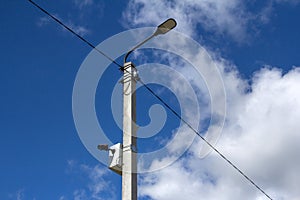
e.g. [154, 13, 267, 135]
[28, 1, 273, 199]
[134, 74, 273, 200]
[27, 0, 122, 68]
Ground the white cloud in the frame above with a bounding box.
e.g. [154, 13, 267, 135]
[37, 16, 51, 27]
[80, 164, 111, 199]
[122, 1, 300, 199]
[67, 22, 90, 36]
[36, 14, 90, 37]
[65, 161, 116, 200]
[8, 189, 25, 200]
[59, 196, 67, 200]
[138, 66, 300, 200]
[274, 0, 300, 4]
[256, 0, 300, 24]
[16, 189, 24, 200]
[123, 0, 253, 42]
[73, 0, 94, 10]
[123, 0, 300, 43]
[74, 189, 87, 200]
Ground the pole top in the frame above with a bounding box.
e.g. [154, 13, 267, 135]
[121, 62, 136, 71]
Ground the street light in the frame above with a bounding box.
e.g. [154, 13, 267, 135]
[123, 18, 177, 64]
[121, 18, 177, 200]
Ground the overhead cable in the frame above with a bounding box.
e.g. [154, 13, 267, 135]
[28, 1, 273, 199]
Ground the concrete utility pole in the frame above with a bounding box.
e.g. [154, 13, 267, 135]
[97, 18, 176, 200]
[121, 19, 176, 200]
[122, 62, 138, 200]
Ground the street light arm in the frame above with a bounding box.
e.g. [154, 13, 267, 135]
[123, 18, 177, 65]
[123, 34, 155, 64]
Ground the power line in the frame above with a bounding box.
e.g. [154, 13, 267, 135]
[27, 0, 122, 68]
[135, 76, 273, 200]
[28, 1, 273, 199]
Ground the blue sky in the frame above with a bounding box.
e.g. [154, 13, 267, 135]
[1, 0, 300, 200]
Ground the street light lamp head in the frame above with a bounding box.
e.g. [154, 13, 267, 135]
[154, 18, 177, 36]
[123, 18, 177, 64]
